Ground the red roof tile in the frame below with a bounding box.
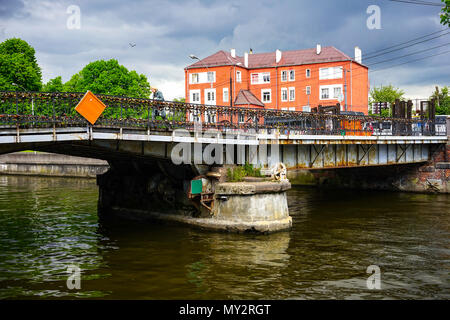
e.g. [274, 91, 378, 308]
[186, 46, 362, 69]
[234, 90, 265, 108]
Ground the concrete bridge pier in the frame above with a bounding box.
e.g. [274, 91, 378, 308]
[96, 160, 292, 233]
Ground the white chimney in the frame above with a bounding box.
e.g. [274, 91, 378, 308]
[316, 44, 321, 55]
[244, 52, 248, 68]
[355, 46, 362, 64]
[230, 48, 236, 58]
[276, 49, 282, 63]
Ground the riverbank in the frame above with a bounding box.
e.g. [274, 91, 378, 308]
[0, 152, 109, 178]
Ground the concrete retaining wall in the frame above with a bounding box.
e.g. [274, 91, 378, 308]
[0, 152, 109, 178]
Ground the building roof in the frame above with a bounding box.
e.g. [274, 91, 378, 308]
[234, 90, 265, 108]
[186, 50, 242, 69]
[185, 46, 365, 69]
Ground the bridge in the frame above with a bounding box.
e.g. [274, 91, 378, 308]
[0, 91, 447, 233]
[0, 91, 447, 169]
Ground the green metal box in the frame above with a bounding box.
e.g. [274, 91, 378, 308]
[191, 179, 203, 195]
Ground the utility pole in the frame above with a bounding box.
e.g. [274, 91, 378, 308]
[230, 69, 233, 107]
[344, 69, 348, 112]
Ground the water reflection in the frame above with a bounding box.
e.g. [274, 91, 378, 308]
[0, 175, 448, 299]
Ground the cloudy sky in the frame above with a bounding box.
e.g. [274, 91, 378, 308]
[1, 0, 449, 100]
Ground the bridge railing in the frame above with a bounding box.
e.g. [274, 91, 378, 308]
[0, 91, 446, 137]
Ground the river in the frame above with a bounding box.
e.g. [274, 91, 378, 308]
[0, 175, 448, 299]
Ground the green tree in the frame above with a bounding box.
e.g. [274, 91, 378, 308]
[63, 59, 150, 98]
[42, 76, 64, 92]
[173, 97, 185, 103]
[369, 84, 405, 105]
[0, 38, 42, 91]
[430, 86, 450, 115]
[369, 84, 405, 116]
[441, 0, 450, 26]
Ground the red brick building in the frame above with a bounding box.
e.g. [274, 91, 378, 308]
[184, 45, 369, 114]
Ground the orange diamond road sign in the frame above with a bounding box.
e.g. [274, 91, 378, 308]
[75, 91, 106, 125]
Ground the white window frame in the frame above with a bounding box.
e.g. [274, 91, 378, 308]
[236, 71, 241, 83]
[261, 89, 271, 103]
[289, 87, 295, 101]
[223, 88, 229, 103]
[306, 69, 311, 78]
[238, 112, 245, 123]
[204, 110, 216, 123]
[190, 71, 216, 84]
[189, 89, 201, 104]
[251, 72, 270, 84]
[281, 70, 288, 82]
[319, 84, 343, 100]
[321, 87, 330, 100]
[306, 86, 311, 95]
[281, 88, 288, 102]
[319, 67, 342, 80]
[289, 107, 296, 111]
[207, 71, 215, 83]
[289, 70, 295, 81]
[204, 88, 216, 105]
[190, 73, 199, 84]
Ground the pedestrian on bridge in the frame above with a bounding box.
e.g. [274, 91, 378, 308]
[151, 87, 166, 120]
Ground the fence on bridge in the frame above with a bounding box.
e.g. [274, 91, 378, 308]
[0, 91, 446, 137]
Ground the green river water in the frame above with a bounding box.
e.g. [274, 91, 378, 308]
[0, 175, 448, 299]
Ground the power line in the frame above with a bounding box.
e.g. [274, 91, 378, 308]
[371, 49, 450, 72]
[362, 28, 449, 57]
[368, 42, 450, 66]
[364, 31, 450, 60]
[387, 0, 445, 7]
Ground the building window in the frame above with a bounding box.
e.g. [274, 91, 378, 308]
[319, 84, 342, 100]
[306, 69, 311, 78]
[261, 89, 271, 103]
[251, 72, 270, 84]
[333, 87, 342, 99]
[289, 87, 295, 101]
[306, 86, 311, 95]
[321, 88, 329, 99]
[238, 112, 245, 123]
[205, 110, 216, 123]
[223, 88, 229, 103]
[236, 71, 241, 83]
[191, 73, 199, 84]
[190, 89, 200, 103]
[289, 70, 295, 81]
[251, 73, 259, 84]
[281, 88, 288, 102]
[319, 67, 342, 80]
[289, 107, 295, 111]
[207, 71, 215, 83]
[281, 70, 287, 82]
[205, 89, 216, 105]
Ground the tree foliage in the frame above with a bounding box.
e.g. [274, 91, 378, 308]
[369, 84, 405, 105]
[0, 38, 42, 91]
[441, 0, 450, 26]
[63, 59, 151, 98]
[430, 86, 450, 115]
[42, 76, 64, 92]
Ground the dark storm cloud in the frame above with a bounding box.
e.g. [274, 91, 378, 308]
[0, 0, 448, 99]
